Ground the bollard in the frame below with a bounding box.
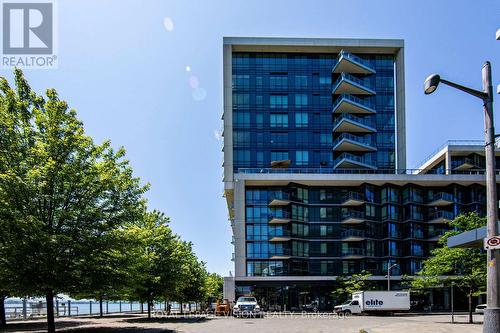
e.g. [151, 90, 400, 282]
[22, 299, 27, 319]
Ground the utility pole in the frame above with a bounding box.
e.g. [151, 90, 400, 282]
[483, 61, 500, 333]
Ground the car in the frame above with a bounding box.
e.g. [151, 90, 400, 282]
[476, 304, 487, 314]
[302, 300, 319, 312]
[233, 296, 263, 318]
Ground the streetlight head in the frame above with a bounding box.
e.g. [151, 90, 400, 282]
[424, 74, 441, 94]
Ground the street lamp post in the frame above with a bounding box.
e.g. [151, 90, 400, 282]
[387, 263, 398, 291]
[424, 62, 500, 332]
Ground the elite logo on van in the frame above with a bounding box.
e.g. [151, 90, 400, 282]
[1, 0, 57, 68]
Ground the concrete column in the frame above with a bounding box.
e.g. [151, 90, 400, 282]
[234, 179, 246, 277]
[445, 149, 451, 174]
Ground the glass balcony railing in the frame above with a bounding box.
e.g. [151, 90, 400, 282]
[332, 50, 376, 74]
[333, 113, 376, 133]
[332, 73, 376, 95]
[332, 94, 376, 114]
[341, 229, 366, 239]
[333, 133, 377, 152]
[333, 152, 377, 170]
[428, 210, 454, 222]
[342, 191, 364, 204]
[342, 248, 365, 256]
[428, 192, 454, 205]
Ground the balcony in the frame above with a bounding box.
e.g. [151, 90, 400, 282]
[332, 50, 376, 75]
[454, 157, 479, 170]
[269, 192, 291, 206]
[333, 152, 377, 170]
[332, 94, 376, 115]
[427, 192, 454, 206]
[341, 192, 365, 206]
[268, 213, 291, 225]
[341, 248, 365, 259]
[332, 133, 377, 152]
[341, 229, 366, 241]
[333, 113, 376, 134]
[332, 73, 376, 96]
[428, 210, 454, 224]
[340, 211, 365, 224]
[269, 230, 291, 242]
[270, 249, 291, 260]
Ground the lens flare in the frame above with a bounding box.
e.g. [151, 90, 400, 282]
[189, 76, 199, 89]
[192, 87, 207, 101]
[163, 17, 174, 31]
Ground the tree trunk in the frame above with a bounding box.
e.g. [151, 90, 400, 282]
[147, 300, 151, 319]
[468, 290, 473, 324]
[99, 297, 103, 317]
[0, 295, 6, 328]
[46, 290, 55, 333]
[180, 302, 183, 315]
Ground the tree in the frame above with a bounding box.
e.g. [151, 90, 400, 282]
[128, 210, 184, 319]
[411, 212, 486, 324]
[0, 69, 147, 332]
[174, 242, 208, 312]
[331, 271, 373, 305]
[205, 273, 224, 300]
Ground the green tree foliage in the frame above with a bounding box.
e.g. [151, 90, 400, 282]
[411, 212, 486, 323]
[205, 273, 224, 300]
[331, 271, 373, 304]
[127, 210, 186, 318]
[0, 69, 147, 332]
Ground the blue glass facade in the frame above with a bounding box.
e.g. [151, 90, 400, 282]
[243, 183, 488, 278]
[231, 52, 396, 173]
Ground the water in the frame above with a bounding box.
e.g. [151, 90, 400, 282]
[4, 300, 198, 319]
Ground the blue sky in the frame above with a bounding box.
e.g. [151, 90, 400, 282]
[1, 0, 499, 275]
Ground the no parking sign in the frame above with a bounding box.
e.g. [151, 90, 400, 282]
[484, 236, 500, 250]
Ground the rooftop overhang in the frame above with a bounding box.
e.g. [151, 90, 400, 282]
[447, 222, 500, 248]
[235, 172, 500, 187]
[223, 37, 404, 54]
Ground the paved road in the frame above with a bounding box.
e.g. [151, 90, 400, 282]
[1, 313, 484, 333]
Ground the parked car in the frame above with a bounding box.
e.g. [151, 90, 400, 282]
[302, 300, 319, 312]
[475, 304, 487, 314]
[233, 296, 263, 318]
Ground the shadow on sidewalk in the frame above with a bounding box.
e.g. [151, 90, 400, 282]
[0, 320, 84, 332]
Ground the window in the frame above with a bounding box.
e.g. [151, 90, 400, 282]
[271, 151, 289, 162]
[295, 94, 308, 108]
[270, 95, 288, 109]
[320, 243, 327, 254]
[320, 133, 332, 145]
[295, 75, 307, 88]
[320, 225, 327, 236]
[270, 75, 288, 89]
[233, 112, 250, 127]
[235, 150, 250, 166]
[233, 131, 250, 145]
[233, 93, 250, 108]
[256, 152, 264, 167]
[256, 114, 263, 128]
[319, 76, 331, 85]
[296, 151, 309, 166]
[232, 74, 250, 88]
[270, 113, 288, 128]
[295, 113, 308, 128]
[270, 132, 288, 145]
[256, 95, 263, 105]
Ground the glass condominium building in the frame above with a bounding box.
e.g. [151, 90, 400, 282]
[222, 37, 498, 312]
